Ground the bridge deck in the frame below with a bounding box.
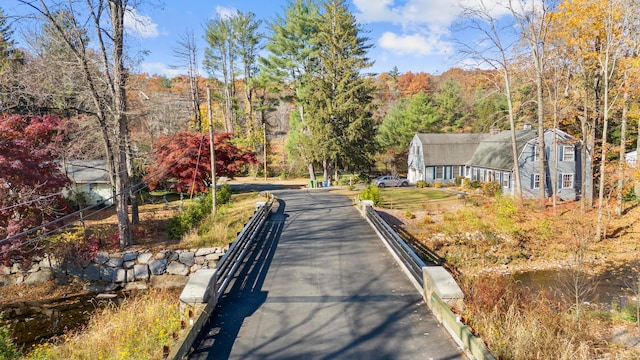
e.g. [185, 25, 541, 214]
[190, 189, 465, 360]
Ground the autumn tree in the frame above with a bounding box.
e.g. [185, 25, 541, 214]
[144, 132, 258, 194]
[0, 114, 71, 262]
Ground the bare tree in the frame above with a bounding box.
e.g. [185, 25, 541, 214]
[21, 0, 134, 247]
[508, 0, 555, 202]
[458, 0, 523, 198]
[172, 29, 202, 132]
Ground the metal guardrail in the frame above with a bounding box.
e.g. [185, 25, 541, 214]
[364, 205, 426, 287]
[170, 196, 274, 360]
[214, 199, 272, 299]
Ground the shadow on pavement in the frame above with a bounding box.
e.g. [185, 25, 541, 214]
[189, 199, 287, 360]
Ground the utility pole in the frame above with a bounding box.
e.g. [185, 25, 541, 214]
[207, 84, 217, 214]
[263, 118, 267, 181]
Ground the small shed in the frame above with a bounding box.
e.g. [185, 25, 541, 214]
[65, 160, 113, 206]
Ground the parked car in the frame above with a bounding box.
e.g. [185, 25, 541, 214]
[374, 176, 409, 188]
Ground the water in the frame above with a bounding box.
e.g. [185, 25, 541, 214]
[512, 267, 637, 307]
[1, 293, 121, 349]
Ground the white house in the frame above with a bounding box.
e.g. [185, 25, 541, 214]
[64, 160, 113, 206]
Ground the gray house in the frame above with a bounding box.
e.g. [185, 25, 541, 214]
[64, 160, 114, 206]
[408, 133, 489, 184]
[467, 128, 587, 200]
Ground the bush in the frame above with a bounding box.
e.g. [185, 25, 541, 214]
[481, 181, 502, 197]
[358, 183, 382, 206]
[168, 185, 234, 239]
[405, 209, 415, 219]
[0, 319, 20, 360]
[416, 180, 428, 188]
[470, 180, 482, 189]
[433, 182, 443, 188]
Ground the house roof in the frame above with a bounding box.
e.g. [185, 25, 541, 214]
[467, 129, 538, 170]
[415, 133, 490, 166]
[65, 160, 111, 184]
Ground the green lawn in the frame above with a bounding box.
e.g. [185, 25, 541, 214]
[378, 187, 458, 211]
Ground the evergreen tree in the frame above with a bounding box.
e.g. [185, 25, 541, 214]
[260, 0, 320, 179]
[434, 77, 465, 130]
[305, 0, 377, 179]
[377, 91, 441, 172]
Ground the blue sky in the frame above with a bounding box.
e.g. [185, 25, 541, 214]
[2, 0, 513, 77]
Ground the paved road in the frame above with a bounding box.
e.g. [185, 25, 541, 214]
[190, 188, 465, 360]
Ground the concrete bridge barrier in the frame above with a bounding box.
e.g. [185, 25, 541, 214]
[357, 199, 495, 360]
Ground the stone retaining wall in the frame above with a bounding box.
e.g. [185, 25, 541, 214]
[0, 247, 228, 291]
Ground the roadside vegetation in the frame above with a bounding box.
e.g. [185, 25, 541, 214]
[376, 186, 640, 359]
[24, 289, 181, 360]
[0, 189, 260, 359]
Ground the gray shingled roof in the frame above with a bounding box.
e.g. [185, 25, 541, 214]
[65, 160, 111, 184]
[467, 129, 538, 170]
[416, 133, 490, 166]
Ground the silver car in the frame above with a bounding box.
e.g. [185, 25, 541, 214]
[374, 176, 409, 188]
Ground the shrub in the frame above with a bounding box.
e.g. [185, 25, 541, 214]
[433, 182, 443, 188]
[481, 181, 502, 197]
[416, 180, 428, 188]
[358, 183, 382, 206]
[168, 186, 233, 239]
[405, 209, 415, 219]
[470, 180, 481, 189]
[0, 319, 20, 360]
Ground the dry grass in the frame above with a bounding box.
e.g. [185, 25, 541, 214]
[379, 194, 640, 358]
[179, 191, 264, 249]
[24, 289, 181, 360]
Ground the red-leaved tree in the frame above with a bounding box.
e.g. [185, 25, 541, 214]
[0, 114, 71, 262]
[145, 132, 258, 193]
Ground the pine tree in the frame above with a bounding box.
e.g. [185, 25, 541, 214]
[260, 0, 321, 179]
[306, 0, 377, 179]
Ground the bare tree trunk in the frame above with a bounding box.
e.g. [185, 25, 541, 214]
[616, 83, 629, 216]
[109, 0, 131, 247]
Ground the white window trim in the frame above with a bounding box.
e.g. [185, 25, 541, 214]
[533, 174, 540, 189]
[561, 173, 574, 189]
[562, 145, 575, 162]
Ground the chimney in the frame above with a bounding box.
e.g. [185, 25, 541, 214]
[489, 125, 500, 136]
[523, 122, 532, 130]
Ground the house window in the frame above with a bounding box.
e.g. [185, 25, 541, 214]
[532, 174, 540, 189]
[435, 166, 444, 179]
[472, 168, 478, 181]
[479, 169, 485, 181]
[89, 183, 98, 192]
[453, 166, 460, 178]
[562, 173, 574, 189]
[562, 145, 574, 161]
[503, 172, 510, 188]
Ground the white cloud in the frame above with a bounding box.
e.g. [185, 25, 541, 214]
[354, 0, 510, 29]
[140, 62, 183, 77]
[216, 5, 237, 19]
[378, 32, 453, 56]
[124, 7, 159, 38]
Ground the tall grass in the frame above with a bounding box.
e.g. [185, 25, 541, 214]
[25, 289, 181, 360]
[179, 191, 261, 249]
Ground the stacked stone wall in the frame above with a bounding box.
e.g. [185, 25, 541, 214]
[0, 247, 228, 291]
